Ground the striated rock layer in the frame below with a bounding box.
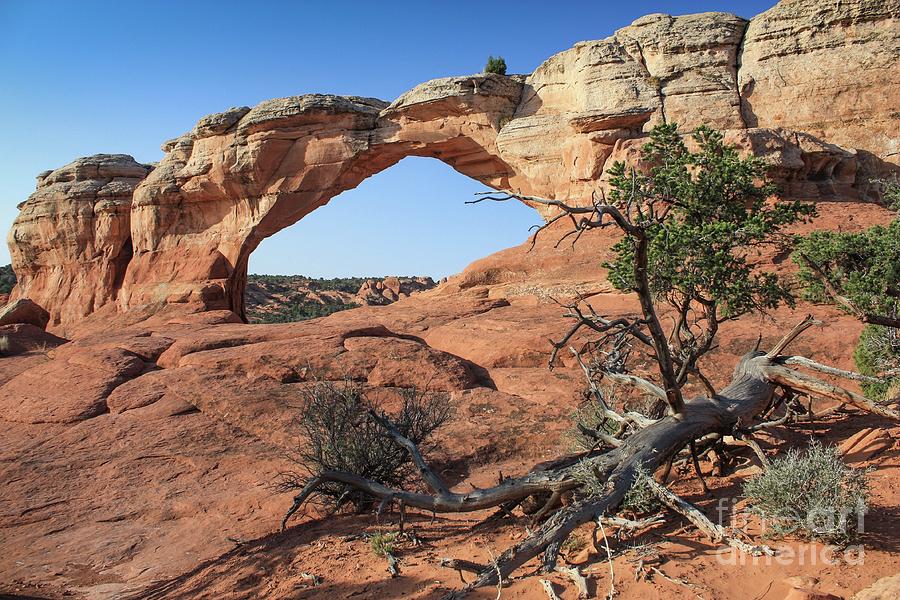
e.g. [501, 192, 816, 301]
[6, 0, 900, 329]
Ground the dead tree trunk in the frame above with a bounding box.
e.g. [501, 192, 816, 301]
[282, 321, 899, 598]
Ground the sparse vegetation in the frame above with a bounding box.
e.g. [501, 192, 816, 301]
[250, 295, 358, 323]
[621, 467, 661, 515]
[280, 125, 899, 596]
[565, 392, 621, 452]
[854, 324, 900, 400]
[279, 381, 451, 513]
[794, 177, 900, 399]
[560, 533, 587, 554]
[369, 531, 399, 557]
[0, 264, 15, 295]
[249, 274, 369, 294]
[484, 55, 507, 75]
[743, 441, 869, 543]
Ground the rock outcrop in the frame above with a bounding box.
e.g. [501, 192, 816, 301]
[739, 0, 900, 167]
[0, 298, 50, 330]
[356, 276, 435, 305]
[6, 155, 152, 326]
[6, 0, 899, 329]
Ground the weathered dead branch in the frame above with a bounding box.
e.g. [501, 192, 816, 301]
[281, 312, 897, 599]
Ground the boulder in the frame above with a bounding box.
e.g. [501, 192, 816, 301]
[0, 298, 50, 330]
[853, 574, 900, 600]
[0, 323, 66, 356]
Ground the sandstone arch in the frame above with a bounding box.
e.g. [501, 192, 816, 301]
[7, 0, 899, 329]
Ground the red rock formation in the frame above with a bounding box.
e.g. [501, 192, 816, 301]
[6, 0, 899, 329]
[6, 155, 151, 326]
[356, 276, 435, 305]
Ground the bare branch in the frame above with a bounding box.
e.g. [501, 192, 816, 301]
[764, 365, 900, 420]
[556, 565, 590, 599]
[782, 356, 885, 385]
[603, 372, 667, 403]
[766, 314, 821, 358]
[644, 478, 774, 556]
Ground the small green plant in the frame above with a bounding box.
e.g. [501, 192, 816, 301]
[743, 440, 869, 543]
[854, 324, 900, 400]
[572, 461, 660, 515]
[561, 533, 587, 554]
[0, 264, 15, 295]
[566, 398, 620, 452]
[621, 467, 661, 515]
[484, 55, 507, 75]
[370, 531, 398, 557]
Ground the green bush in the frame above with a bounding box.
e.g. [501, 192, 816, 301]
[370, 532, 398, 557]
[793, 221, 900, 317]
[621, 466, 661, 515]
[743, 441, 869, 543]
[0, 264, 16, 295]
[484, 55, 507, 75]
[281, 381, 452, 512]
[854, 324, 900, 400]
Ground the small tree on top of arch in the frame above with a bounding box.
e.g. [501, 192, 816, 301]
[484, 55, 507, 75]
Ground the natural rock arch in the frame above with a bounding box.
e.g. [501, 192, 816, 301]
[121, 76, 524, 321]
[7, 0, 899, 329]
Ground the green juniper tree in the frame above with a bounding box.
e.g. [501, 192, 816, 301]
[544, 123, 814, 411]
[484, 55, 507, 75]
[794, 178, 900, 398]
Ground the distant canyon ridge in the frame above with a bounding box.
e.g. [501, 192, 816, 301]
[5, 0, 899, 332]
[245, 275, 436, 323]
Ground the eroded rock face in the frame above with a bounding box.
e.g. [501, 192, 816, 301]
[6, 0, 900, 328]
[739, 0, 900, 168]
[119, 75, 521, 319]
[7, 155, 152, 326]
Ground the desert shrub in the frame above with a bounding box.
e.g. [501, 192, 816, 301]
[282, 381, 452, 512]
[561, 533, 587, 554]
[794, 221, 900, 316]
[872, 174, 900, 211]
[621, 467, 660, 515]
[370, 531, 398, 557]
[484, 55, 507, 75]
[572, 461, 659, 514]
[742, 440, 869, 543]
[854, 324, 900, 400]
[0, 264, 15, 295]
[249, 298, 359, 324]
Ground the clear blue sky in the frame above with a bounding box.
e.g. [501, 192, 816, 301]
[0, 0, 777, 277]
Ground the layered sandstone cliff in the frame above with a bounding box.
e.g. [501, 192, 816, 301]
[6, 0, 899, 329]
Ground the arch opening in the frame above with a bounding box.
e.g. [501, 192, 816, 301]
[243, 156, 542, 323]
